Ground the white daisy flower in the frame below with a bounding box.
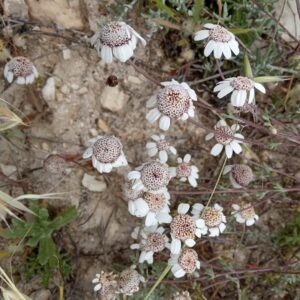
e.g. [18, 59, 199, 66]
[127, 161, 172, 193]
[169, 248, 200, 278]
[127, 189, 172, 226]
[130, 225, 169, 264]
[170, 154, 199, 187]
[194, 24, 239, 59]
[119, 266, 145, 296]
[223, 164, 254, 189]
[146, 79, 197, 131]
[146, 134, 177, 163]
[205, 119, 244, 159]
[214, 76, 266, 107]
[91, 21, 146, 64]
[192, 203, 226, 237]
[4, 56, 38, 84]
[232, 203, 259, 226]
[170, 203, 204, 254]
[92, 271, 117, 298]
[83, 135, 127, 173]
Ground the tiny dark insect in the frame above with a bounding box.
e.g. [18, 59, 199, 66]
[106, 75, 118, 87]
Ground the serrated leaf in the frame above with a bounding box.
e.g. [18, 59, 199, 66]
[38, 237, 56, 266]
[49, 207, 77, 231]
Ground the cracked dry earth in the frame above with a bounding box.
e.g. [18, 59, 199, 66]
[0, 0, 208, 299]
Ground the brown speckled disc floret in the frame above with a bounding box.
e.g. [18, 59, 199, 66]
[240, 203, 256, 220]
[7, 56, 34, 77]
[119, 268, 141, 295]
[170, 214, 196, 240]
[178, 249, 198, 273]
[176, 163, 191, 178]
[231, 164, 254, 187]
[43, 155, 66, 175]
[93, 136, 122, 164]
[140, 161, 170, 191]
[215, 126, 234, 145]
[202, 207, 222, 227]
[230, 76, 253, 91]
[142, 232, 165, 252]
[144, 192, 165, 212]
[100, 22, 131, 48]
[209, 25, 232, 42]
[157, 85, 190, 118]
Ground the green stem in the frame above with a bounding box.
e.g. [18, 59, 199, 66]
[203, 156, 228, 211]
[143, 265, 171, 300]
[59, 285, 64, 300]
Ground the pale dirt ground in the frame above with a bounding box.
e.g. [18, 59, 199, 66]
[0, 1, 299, 299]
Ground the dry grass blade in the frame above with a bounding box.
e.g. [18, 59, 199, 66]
[0, 191, 67, 226]
[0, 267, 31, 300]
[0, 99, 25, 132]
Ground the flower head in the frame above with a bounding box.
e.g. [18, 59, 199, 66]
[91, 21, 146, 63]
[146, 134, 177, 163]
[119, 266, 145, 296]
[127, 189, 172, 226]
[43, 155, 66, 175]
[146, 80, 197, 131]
[214, 76, 266, 107]
[4, 56, 38, 84]
[194, 24, 239, 59]
[169, 248, 200, 278]
[131, 225, 169, 264]
[192, 203, 226, 237]
[170, 203, 204, 254]
[128, 161, 171, 193]
[224, 164, 254, 188]
[170, 154, 199, 187]
[205, 119, 244, 159]
[232, 203, 259, 226]
[83, 135, 127, 173]
[92, 271, 118, 299]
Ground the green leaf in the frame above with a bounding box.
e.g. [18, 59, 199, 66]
[49, 207, 77, 231]
[254, 76, 285, 83]
[27, 235, 42, 247]
[152, 0, 180, 21]
[38, 237, 56, 266]
[192, 0, 203, 22]
[243, 54, 253, 78]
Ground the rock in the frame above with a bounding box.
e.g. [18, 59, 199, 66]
[127, 75, 143, 85]
[82, 173, 107, 192]
[78, 87, 88, 95]
[60, 84, 70, 95]
[4, 0, 28, 19]
[0, 163, 17, 178]
[30, 289, 51, 300]
[26, 0, 84, 30]
[275, 0, 300, 42]
[89, 128, 98, 137]
[62, 48, 71, 60]
[100, 86, 128, 112]
[42, 77, 56, 102]
[97, 119, 109, 133]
